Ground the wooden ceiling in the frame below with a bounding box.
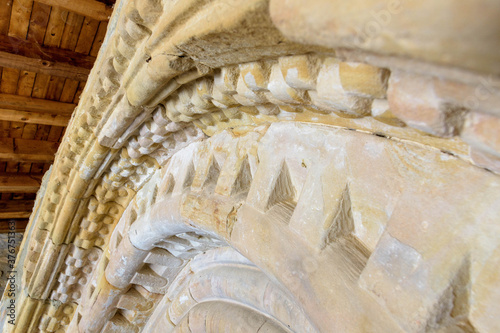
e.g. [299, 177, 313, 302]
[0, 0, 115, 232]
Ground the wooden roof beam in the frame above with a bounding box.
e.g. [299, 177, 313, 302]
[0, 93, 76, 115]
[0, 35, 95, 81]
[0, 138, 59, 163]
[0, 200, 35, 219]
[35, 0, 113, 21]
[0, 174, 44, 193]
[0, 108, 71, 126]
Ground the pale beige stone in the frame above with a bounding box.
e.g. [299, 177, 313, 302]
[270, 0, 500, 75]
[462, 112, 500, 157]
[339, 62, 389, 98]
[387, 71, 468, 137]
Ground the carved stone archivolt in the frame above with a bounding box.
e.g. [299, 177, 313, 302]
[1, 0, 500, 332]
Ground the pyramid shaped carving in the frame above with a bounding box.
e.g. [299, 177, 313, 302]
[231, 157, 252, 195]
[267, 161, 296, 210]
[325, 185, 354, 243]
[202, 157, 221, 188]
[183, 162, 195, 189]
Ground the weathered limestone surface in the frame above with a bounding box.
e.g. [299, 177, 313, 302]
[270, 0, 500, 75]
[1, 0, 499, 332]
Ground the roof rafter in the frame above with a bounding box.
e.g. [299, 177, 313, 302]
[0, 200, 35, 219]
[35, 0, 113, 21]
[0, 138, 59, 163]
[0, 173, 44, 193]
[0, 93, 76, 115]
[0, 35, 95, 81]
[0, 108, 71, 126]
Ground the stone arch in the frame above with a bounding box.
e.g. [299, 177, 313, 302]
[72, 122, 499, 332]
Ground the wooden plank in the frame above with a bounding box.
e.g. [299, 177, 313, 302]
[0, 69, 20, 160]
[60, 12, 86, 104]
[0, 7, 12, 34]
[18, 85, 38, 173]
[0, 35, 94, 81]
[44, 6, 70, 100]
[8, 1, 31, 159]
[0, 78, 9, 202]
[19, 142, 36, 172]
[17, 70, 36, 96]
[73, 81, 85, 103]
[60, 12, 84, 51]
[0, 219, 29, 233]
[8, 122, 23, 139]
[0, 211, 31, 218]
[0, 118, 6, 176]
[45, 76, 65, 100]
[24, 193, 36, 200]
[0, 50, 91, 81]
[0, 138, 59, 163]
[75, 17, 100, 54]
[28, 1, 51, 103]
[1, 75, 20, 176]
[1, 33, 97, 68]
[32, 73, 50, 98]
[0, 68, 22, 173]
[0, 108, 71, 126]
[34, 124, 51, 141]
[0, 0, 14, 35]
[0, 68, 20, 94]
[43, 6, 68, 47]
[0, 121, 9, 138]
[27, 1, 51, 43]
[17, 70, 37, 174]
[59, 79, 80, 103]
[4, 163, 19, 174]
[0, 173, 43, 192]
[35, 0, 113, 21]
[0, 200, 35, 218]
[47, 125, 63, 141]
[45, 124, 63, 172]
[43, 124, 64, 172]
[31, 124, 51, 173]
[59, 126, 66, 142]
[0, 93, 76, 115]
[90, 21, 108, 57]
[4, 0, 29, 114]
[9, 0, 33, 39]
